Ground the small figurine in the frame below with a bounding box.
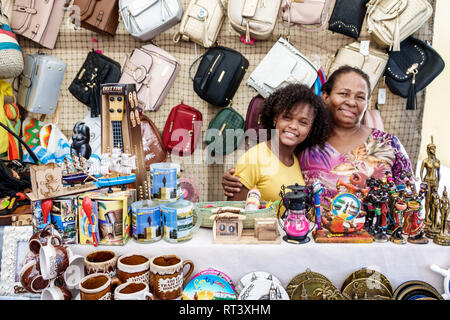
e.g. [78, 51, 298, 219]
[420, 136, 440, 228]
[402, 182, 428, 244]
[425, 184, 441, 239]
[434, 186, 450, 246]
[70, 121, 92, 160]
[389, 185, 407, 244]
[364, 177, 390, 242]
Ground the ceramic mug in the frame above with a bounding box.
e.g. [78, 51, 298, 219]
[149, 254, 194, 300]
[19, 259, 50, 293]
[114, 282, 153, 300]
[84, 250, 118, 277]
[29, 224, 62, 256]
[41, 284, 72, 300]
[39, 243, 70, 280]
[117, 253, 150, 284]
[79, 273, 121, 300]
[63, 250, 86, 290]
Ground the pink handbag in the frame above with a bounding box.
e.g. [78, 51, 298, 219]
[120, 44, 180, 112]
[280, 0, 331, 32]
[11, 0, 67, 49]
[362, 109, 384, 131]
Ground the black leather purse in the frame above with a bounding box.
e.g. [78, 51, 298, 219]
[385, 37, 445, 110]
[69, 50, 121, 117]
[190, 46, 249, 107]
[328, 0, 369, 39]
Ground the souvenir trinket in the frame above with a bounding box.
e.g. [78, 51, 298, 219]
[425, 184, 441, 239]
[402, 182, 429, 244]
[210, 208, 246, 243]
[84, 250, 119, 278]
[130, 200, 162, 243]
[420, 137, 440, 229]
[434, 187, 450, 245]
[236, 272, 282, 295]
[286, 269, 333, 299]
[117, 254, 150, 285]
[430, 264, 450, 300]
[161, 200, 202, 243]
[393, 280, 443, 300]
[79, 273, 122, 300]
[182, 271, 237, 300]
[254, 218, 279, 241]
[114, 282, 153, 300]
[389, 185, 408, 244]
[238, 279, 289, 300]
[364, 176, 390, 242]
[341, 268, 393, 300]
[150, 162, 182, 202]
[291, 277, 344, 300]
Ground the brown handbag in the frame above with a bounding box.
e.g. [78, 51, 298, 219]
[140, 114, 167, 170]
[73, 0, 119, 36]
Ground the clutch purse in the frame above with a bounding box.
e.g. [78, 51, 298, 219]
[328, 0, 369, 39]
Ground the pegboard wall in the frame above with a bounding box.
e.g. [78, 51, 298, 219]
[16, 0, 436, 202]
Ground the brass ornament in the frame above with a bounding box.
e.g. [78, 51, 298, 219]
[286, 269, 331, 298]
[341, 268, 393, 296]
[341, 278, 392, 300]
[393, 280, 443, 300]
[291, 278, 345, 300]
[395, 284, 443, 300]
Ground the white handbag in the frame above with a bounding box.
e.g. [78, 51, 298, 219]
[228, 0, 282, 42]
[326, 41, 388, 94]
[119, 0, 183, 41]
[247, 37, 318, 98]
[366, 0, 433, 51]
[173, 0, 226, 48]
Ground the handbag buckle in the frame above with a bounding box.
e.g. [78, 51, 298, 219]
[133, 66, 147, 83]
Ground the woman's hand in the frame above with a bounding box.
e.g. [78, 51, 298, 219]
[222, 168, 243, 198]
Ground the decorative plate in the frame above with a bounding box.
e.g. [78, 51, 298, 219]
[286, 269, 332, 298]
[190, 268, 236, 291]
[291, 278, 344, 300]
[238, 279, 289, 300]
[182, 273, 237, 300]
[393, 280, 443, 300]
[236, 272, 282, 295]
[341, 278, 392, 300]
[341, 268, 393, 295]
[330, 192, 361, 221]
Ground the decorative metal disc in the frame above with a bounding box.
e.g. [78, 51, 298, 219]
[393, 280, 443, 300]
[341, 278, 392, 300]
[330, 192, 361, 221]
[286, 269, 331, 298]
[291, 278, 345, 300]
[341, 268, 393, 295]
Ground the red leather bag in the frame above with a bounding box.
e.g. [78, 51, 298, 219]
[163, 103, 202, 156]
[245, 94, 266, 142]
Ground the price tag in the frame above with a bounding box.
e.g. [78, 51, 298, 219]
[360, 40, 370, 56]
[377, 88, 386, 105]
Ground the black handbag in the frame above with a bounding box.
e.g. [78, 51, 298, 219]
[328, 0, 369, 39]
[190, 46, 249, 107]
[385, 37, 445, 110]
[69, 50, 121, 117]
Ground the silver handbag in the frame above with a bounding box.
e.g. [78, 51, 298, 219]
[119, 0, 183, 41]
[17, 54, 66, 115]
[247, 37, 318, 98]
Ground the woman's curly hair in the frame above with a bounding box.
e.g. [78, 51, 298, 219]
[260, 83, 332, 154]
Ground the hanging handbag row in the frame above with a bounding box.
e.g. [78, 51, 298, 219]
[0, 0, 445, 165]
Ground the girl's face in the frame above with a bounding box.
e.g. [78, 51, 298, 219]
[274, 103, 314, 149]
[322, 72, 369, 128]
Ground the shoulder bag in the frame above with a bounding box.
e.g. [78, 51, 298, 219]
[140, 113, 167, 169]
[281, 0, 331, 32]
[328, 0, 369, 39]
[73, 0, 120, 36]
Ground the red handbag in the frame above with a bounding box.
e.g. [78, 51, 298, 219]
[163, 103, 203, 156]
[245, 94, 266, 142]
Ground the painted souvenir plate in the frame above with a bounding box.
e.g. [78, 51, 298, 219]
[330, 193, 361, 221]
[190, 268, 236, 291]
[236, 272, 282, 295]
[291, 278, 344, 300]
[341, 268, 393, 295]
[238, 279, 289, 300]
[182, 274, 237, 300]
[286, 269, 332, 298]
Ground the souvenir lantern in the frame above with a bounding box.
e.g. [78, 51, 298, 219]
[278, 183, 313, 244]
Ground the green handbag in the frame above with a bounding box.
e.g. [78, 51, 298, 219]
[205, 107, 245, 155]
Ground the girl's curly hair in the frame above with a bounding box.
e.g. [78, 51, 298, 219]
[260, 83, 331, 154]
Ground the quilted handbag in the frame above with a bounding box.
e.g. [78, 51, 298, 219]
[173, 0, 226, 48]
[245, 94, 266, 143]
[17, 53, 66, 115]
[228, 0, 281, 41]
[69, 50, 122, 117]
[280, 0, 332, 32]
[384, 37, 444, 110]
[140, 113, 167, 169]
[326, 41, 389, 93]
[0, 9, 23, 79]
[119, 0, 183, 41]
[120, 44, 180, 112]
[205, 107, 245, 155]
[73, 0, 120, 36]
[366, 0, 433, 51]
[162, 103, 203, 156]
[328, 0, 369, 39]
[11, 0, 66, 49]
[247, 37, 318, 98]
[190, 46, 249, 107]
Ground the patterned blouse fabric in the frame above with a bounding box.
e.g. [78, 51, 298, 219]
[299, 128, 414, 205]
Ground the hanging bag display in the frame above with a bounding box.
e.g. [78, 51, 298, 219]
[205, 107, 245, 155]
[11, 0, 66, 49]
[0, 7, 24, 79]
[384, 37, 445, 110]
[69, 50, 122, 117]
[327, 0, 369, 39]
[280, 0, 331, 32]
[366, 0, 433, 51]
[190, 46, 249, 107]
[247, 37, 318, 98]
[119, 0, 184, 42]
[326, 41, 388, 94]
[120, 44, 180, 112]
[228, 0, 282, 42]
[17, 53, 66, 115]
[72, 0, 120, 36]
[173, 0, 226, 48]
[163, 103, 203, 156]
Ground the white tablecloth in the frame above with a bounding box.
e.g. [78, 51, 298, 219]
[70, 227, 450, 297]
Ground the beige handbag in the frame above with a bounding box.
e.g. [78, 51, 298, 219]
[228, 0, 282, 42]
[173, 0, 226, 48]
[366, 0, 433, 51]
[326, 41, 388, 94]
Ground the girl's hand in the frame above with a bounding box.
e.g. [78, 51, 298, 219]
[222, 168, 242, 197]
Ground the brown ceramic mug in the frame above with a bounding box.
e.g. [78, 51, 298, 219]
[149, 254, 194, 300]
[19, 259, 50, 293]
[117, 254, 150, 284]
[84, 250, 118, 277]
[79, 273, 121, 300]
[29, 224, 62, 256]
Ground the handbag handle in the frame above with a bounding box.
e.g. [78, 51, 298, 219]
[188, 53, 207, 82]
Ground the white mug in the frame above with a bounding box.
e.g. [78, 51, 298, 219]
[39, 243, 70, 280]
[114, 282, 153, 300]
[63, 249, 86, 290]
[41, 284, 72, 300]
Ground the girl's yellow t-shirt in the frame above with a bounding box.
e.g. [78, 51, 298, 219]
[234, 142, 305, 202]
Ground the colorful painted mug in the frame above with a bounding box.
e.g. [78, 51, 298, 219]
[149, 254, 194, 300]
[160, 200, 202, 243]
[117, 253, 150, 284]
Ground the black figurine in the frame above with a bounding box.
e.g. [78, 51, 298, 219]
[71, 121, 92, 160]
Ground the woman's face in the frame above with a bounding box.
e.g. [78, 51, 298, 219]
[322, 72, 369, 128]
[274, 103, 314, 149]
